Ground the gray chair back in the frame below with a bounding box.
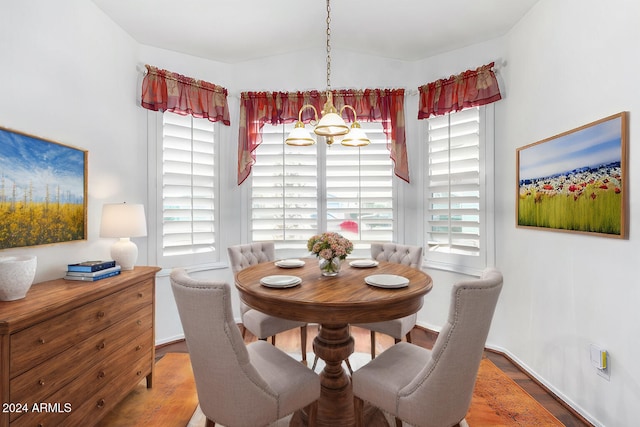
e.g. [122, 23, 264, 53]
[228, 242, 275, 274]
[371, 242, 422, 268]
[397, 268, 503, 425]
[170, 269, 278, 426]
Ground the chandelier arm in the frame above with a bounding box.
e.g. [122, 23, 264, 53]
[339, 104, 359, 123]
[298, 104, 319, 123]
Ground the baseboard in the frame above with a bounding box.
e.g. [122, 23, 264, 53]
[155, 334, 185, 347]
[412, 324, 596, 427]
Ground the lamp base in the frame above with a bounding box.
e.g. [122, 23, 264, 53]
[110, 238, 138, 271]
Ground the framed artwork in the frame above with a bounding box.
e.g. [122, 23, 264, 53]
[516, 112, 628, 238]
[0, 127, 87, 249]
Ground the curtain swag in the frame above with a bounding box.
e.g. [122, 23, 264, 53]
[141, 64, 230, 125]
[417, 62, 502, 119]
[237, 88, 408, 185]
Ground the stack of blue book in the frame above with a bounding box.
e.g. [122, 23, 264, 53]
[65, 260, 121, 282]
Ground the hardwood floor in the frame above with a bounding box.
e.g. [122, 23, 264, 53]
[156, 324, 592, 427]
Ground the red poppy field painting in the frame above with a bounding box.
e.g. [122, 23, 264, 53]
[516, 112, 628, 238]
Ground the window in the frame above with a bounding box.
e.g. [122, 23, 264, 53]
[250, 122, 394, 256]
[423, 106, 493, 274]
[154, 112, 219, 268]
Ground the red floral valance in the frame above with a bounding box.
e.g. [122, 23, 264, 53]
[238, 89, 408, 185]
[141, 64, 230, 125]
[418, 62, 501, 119]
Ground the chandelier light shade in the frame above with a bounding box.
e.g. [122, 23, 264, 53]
[285, 0, 370, 148]
[285, 104, 319, 146]
[341, 122, 371, 147]
[313, 93, 350, 140]
[285, 122, 317, 146]
[100, 202, 147, 270]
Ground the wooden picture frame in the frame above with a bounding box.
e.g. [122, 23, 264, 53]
[0, 127, 88, 249]
[516, 112, 628, 238]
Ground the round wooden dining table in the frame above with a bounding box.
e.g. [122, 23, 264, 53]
[235, 258, 433, 427]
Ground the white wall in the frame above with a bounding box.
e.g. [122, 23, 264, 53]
[0, 0, 144, 281]
[2, 1, 637, 425]
[494, 0, 640, 425]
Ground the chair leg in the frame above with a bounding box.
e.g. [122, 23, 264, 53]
[370, 331, 376, 359]
[300, 325, 308, 365]
[395, 417, 403, 427]
[344, 357, 353, 375]
[205, 418, 216, 427]
[241, 324, 246, 339]
[394, 338, 401, 344]
[354, 396, 365, 427]
[311, 354, 319, 371]
[271, 335, 276, 345]
[306, 400, 318, 427]
[406, 330, 412, 343]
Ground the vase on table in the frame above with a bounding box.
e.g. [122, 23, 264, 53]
[319, 257, 342, 276]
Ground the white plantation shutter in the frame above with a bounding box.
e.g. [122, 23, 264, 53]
[425, 106, 486, 272]
[161, 112, 217, 264]
[251, 122, 393, 254]
[251, 124, 318, 250]
[325, 123, 393, 246]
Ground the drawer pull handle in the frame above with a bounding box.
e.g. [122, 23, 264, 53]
[38, 379, 45, 386]
[97, 342, 106, 350]
[96, 398, 105, 408]
[137, 319, 142, 325]
[38, 338, 46, 344]
[137, 292, 143, 298]
[136, 370, 142, 376]
[97, 311, 105, 318]
[135, 345, 142, 351]
[97, 371, 105, 379]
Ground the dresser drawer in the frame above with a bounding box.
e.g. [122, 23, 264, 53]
[9, 306, 152, 409]
[53, 351, 152, 427]
[9, 338, 153, 426]
[10, 279, 152, 377]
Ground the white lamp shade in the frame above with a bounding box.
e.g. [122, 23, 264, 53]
[341, 124, 371, 147]
[100, 203, 147, 270]
[100, 203, 147, 238]
[314, 112, 350, 137]
[285, 125, 316, 146]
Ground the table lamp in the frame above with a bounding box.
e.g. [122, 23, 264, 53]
[100, 203, 147, 270]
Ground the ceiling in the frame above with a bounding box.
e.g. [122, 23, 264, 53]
[92, 0, 539, 64]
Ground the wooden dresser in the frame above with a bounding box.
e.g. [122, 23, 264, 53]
[0, 266, 160, 427]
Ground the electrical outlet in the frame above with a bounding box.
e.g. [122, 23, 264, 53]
[590, 344, 610, 381]
[597, 363, 610, 381]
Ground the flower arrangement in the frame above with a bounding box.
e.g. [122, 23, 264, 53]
[307, 232, 353, 260]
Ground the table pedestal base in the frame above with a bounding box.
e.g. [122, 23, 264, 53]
[314, 323, 354, 426]
[289, 323, 389, 427]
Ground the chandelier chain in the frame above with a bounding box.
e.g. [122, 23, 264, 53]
[326, 0, 331, 90]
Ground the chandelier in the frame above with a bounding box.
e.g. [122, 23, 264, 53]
[285, 0, 370, 147]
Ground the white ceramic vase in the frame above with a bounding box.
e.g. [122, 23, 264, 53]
[0, 255, 37, 301]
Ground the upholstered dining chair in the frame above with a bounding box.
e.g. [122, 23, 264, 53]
[352, 268, 503, 427]
[227, 242, 308, 364]
[353, 242, 423, 358]
[170, 269, 320, 427]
